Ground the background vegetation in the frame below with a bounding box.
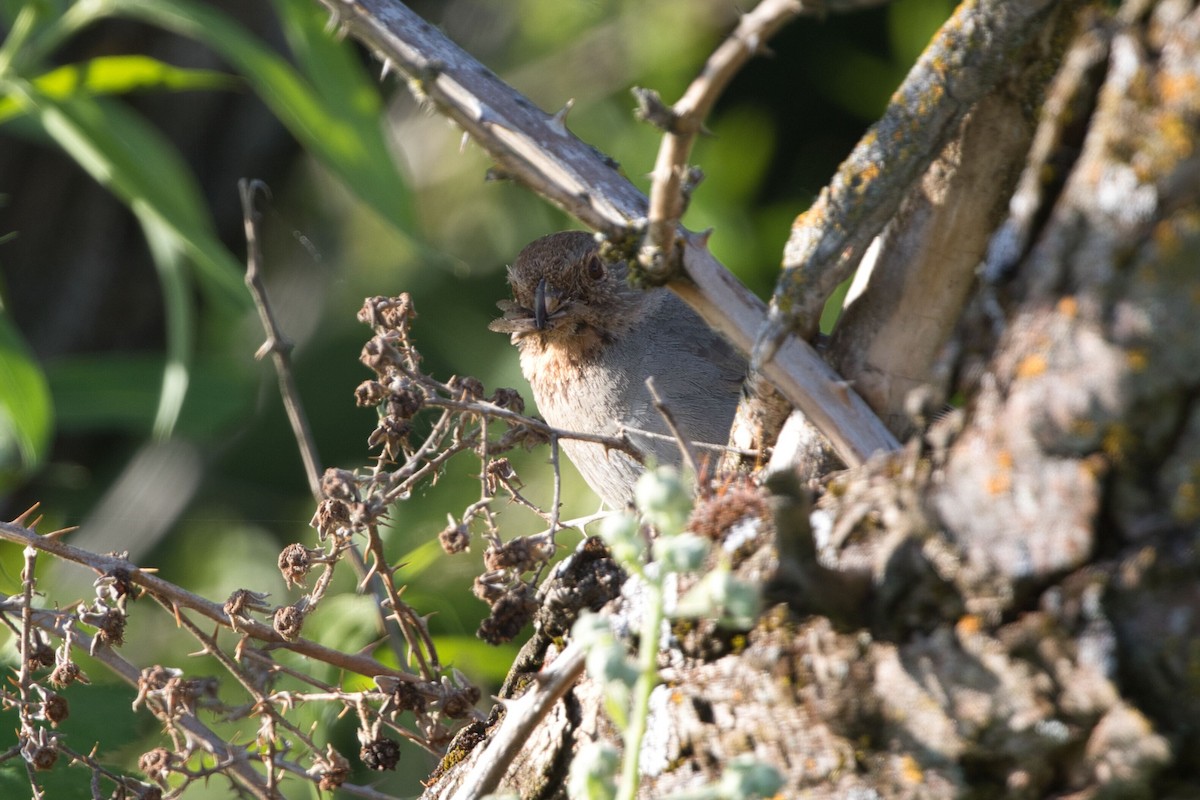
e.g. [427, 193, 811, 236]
[0, 0, 953, 794]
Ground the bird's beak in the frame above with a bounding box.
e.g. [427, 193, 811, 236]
[534, 277, 549, 331]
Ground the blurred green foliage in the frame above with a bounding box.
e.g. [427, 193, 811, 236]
[0, 0, 953, 795]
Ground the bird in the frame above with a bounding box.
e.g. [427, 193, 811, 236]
[489, 231, 746, 507]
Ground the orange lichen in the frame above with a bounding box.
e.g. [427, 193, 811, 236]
[1126, 348, 1149, 373]
[986, 450, 1014, 495]
[900, 754, 925, 784]
[986, 472, 1012, 496]
[956, 614, 983, 636]
[1057, 295, 1079, 319]
[1102, 425, 1134, 464]
[1153, 218, 1182, 258]
[1016, 353, 1048, 379]
[1155, 70, 1200, 110]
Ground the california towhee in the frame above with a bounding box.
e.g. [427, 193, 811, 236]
[490, 231, 745, 506]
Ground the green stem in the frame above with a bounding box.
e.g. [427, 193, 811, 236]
[617, 573, 663, 800]
[19, 0, 115, 67]
[0, 4, 40, 77]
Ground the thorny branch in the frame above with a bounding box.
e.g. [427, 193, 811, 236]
[240, 178, 323, 499]
[0, 284, 643, 795]
[241, 177, 417, 667]
[638, 0, 804, 281]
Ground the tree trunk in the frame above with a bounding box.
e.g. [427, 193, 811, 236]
[331, 1, 1200, 796]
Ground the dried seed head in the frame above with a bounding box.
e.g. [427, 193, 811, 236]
[90, 607, 127, 650]
[139, 747, 175, 784]
[358, 294, 416, 331]
[472, 571, 509, 605]
[440, 681, 482, 719]
[278, 543, 318, 588]
[355, 380, 386, 407]
[95, 567, 135, 603]
[485, 458, 520, 494]
[387, 680, 427, 715]
[476, 584, 537, 645]
[448, 375, 485, 402]
[224, 588, 272, 621]
[488, 387, 525, 413]
[359, 736, 401, 771]
[320, 468, 360, 502]
[439, 518, 471, 555]
[310, 746, 351, 792]
[359, 336, 401, 373]
[368, 416, 413, 458]
[311, 497, 352, 538]
[386, 382, 424, 418]
[34, 689, 69, 726]
[483, 534, 556, 573]
[273, 604, 306, 641]
[48, 660, 88, 688]
[21, 728, 59, 771]
[25, 636, 55, 672]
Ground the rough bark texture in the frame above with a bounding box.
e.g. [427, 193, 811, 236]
[423, 2, 1200, 798]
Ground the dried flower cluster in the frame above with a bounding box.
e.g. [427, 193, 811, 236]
[0, 289, 617, 798]
[349, 294, 620, 646]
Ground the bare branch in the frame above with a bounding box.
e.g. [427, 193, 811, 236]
[9, 602, 274, 798]
[0, 520, 414, 682]
[645, 376, 699, 478]
[239, 179, 323, 498]
[640, 0, 804, 281]
[758, 0, 1062, 354]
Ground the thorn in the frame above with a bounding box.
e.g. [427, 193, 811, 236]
[324, 9, 340, 36]
[750, 319, 787, 373]
[833, 380, 853, 405]
[380, 58, 394, 81]
[44, 526, 79, 540]
[460, 131, 470, 154]
[549, 99, 575, 136]
[696, 228, 714, 248]
[10, 503, 40, 527]
[631, 86, 679, 133]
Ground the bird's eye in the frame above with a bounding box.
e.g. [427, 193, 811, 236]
[585, 254, 605, 280]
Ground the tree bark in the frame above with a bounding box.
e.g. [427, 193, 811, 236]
[318, 1, 1200, 797]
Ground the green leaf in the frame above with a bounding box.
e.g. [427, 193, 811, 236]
[111, 0, 417, 233]
[0, 307, 52, 489]
[0, 55, 238, 125]
[46, 355, 160, 435]
[47, 353, 252, 438]
[12, 87, 246, 308]
[9, 87, 252, 435]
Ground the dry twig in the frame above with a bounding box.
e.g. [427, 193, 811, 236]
[638, 0, 804, 281]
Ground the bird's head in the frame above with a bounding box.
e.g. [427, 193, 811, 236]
[489, 231, 643, 354]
